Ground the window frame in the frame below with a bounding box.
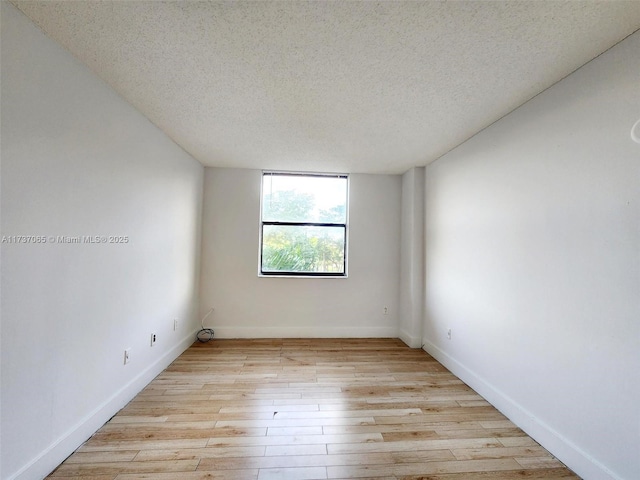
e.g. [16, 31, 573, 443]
[259, 171, 349, 278]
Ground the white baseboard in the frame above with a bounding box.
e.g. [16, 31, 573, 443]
[211, 326, 397, 339]
[10, 329, 198, 480]
[421, 338, 624, 480]
[398, 328, 422, 348]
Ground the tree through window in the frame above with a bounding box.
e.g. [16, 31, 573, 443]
[260, 172, 348, 276]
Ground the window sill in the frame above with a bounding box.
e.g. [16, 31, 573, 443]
[258, 274, 348, 279]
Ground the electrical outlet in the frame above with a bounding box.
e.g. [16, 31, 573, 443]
[124, 348, 131, 365]
[447, 329, 452, 340]
[150, 333, 157, 346]
[173, 318, 178, 331]
[383, 306, 388, 315]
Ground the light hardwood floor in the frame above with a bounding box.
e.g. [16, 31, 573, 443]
[48, 338, 579, 479]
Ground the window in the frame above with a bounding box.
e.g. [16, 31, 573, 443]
[260, 172, 348, 276]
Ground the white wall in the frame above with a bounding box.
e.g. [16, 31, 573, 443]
[200, 168, 401, 337]
[0, 3, 204, 479]
[422, 31, 640, 480]
[399, 167, 425, 348]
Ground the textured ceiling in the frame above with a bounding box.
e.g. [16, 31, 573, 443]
[10, 1, 640, 174]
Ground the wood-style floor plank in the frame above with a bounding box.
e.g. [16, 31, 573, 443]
[47, 339, 579, 479]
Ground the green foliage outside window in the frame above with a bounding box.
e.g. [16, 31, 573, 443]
[261, 174, 347, 275]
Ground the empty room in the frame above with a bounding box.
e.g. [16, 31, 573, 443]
[1, 1, 639, 480]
